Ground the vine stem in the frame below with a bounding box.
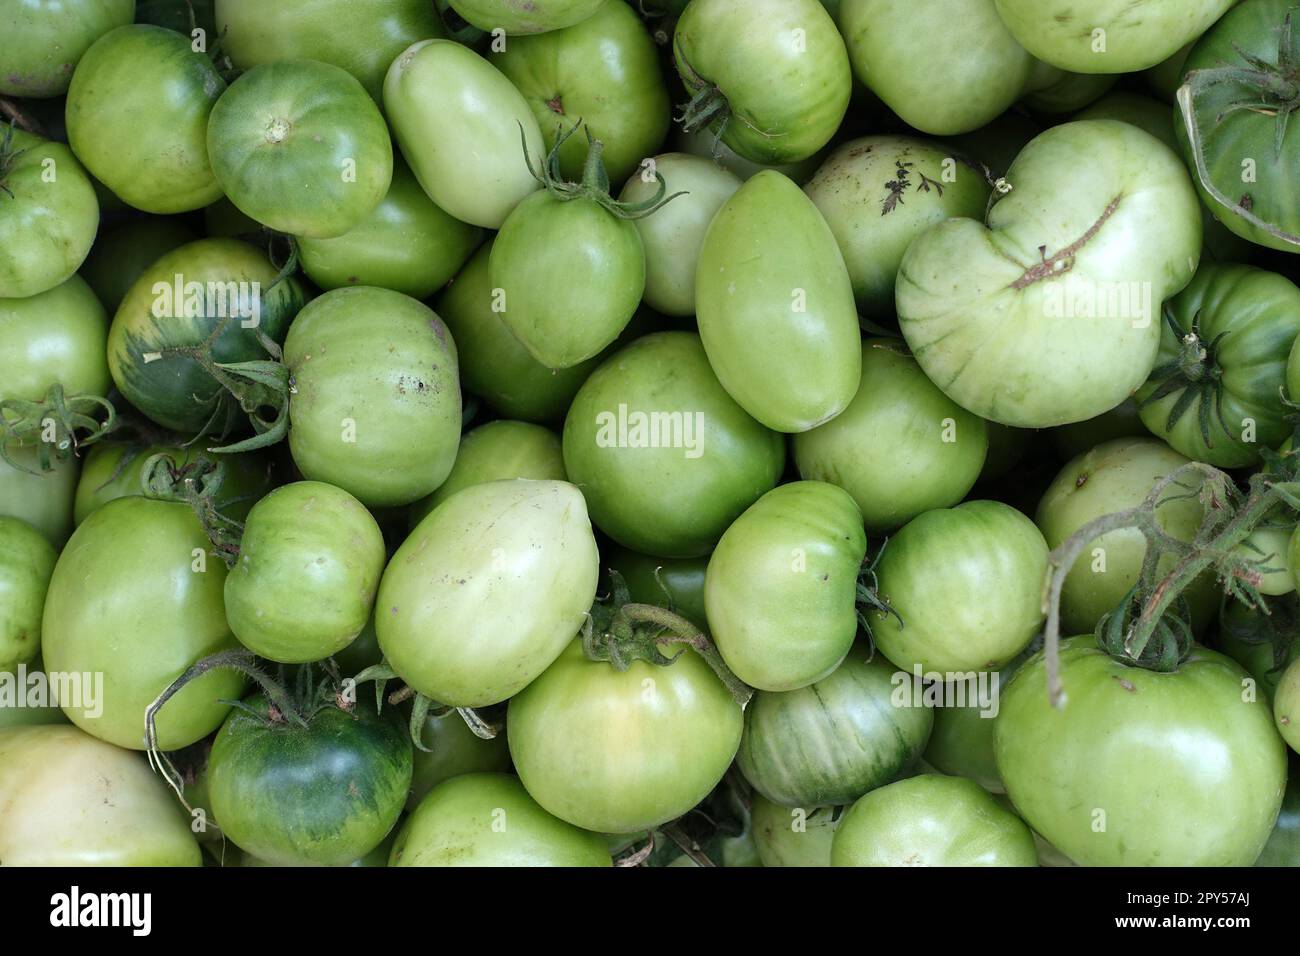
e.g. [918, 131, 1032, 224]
[0, 97, 44, 136]
[619, 603, 753, 706]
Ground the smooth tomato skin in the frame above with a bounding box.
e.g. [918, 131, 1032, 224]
[406, 709, 513, 812]
[674, 0, 850, 164]
[0, 445, 80, 545]
[601, 546, 708, 632]
[384, 39, 545, 229]
[751, 794, 840, 867]
[0, 275, 108, 401]
[1274, 659, 1300, 754]
[0, 516, 58, 672]
[996, 637, 1287, 866]
[208, 60, 393, 239]
[562, 331, 785, 558]
[696, 170, 861, 433]
[831, 774, 1037, 866]
[284, 287, 461, 508]
[793, 340, 988, 534]
[706, 481, 866, 692]
[923, 655, 1027, 793]
[448, 0, 606, 34]
[40, 497, 246, 750]
[378, 480, 599, 707]
[65, 25, 225, 213]
[0, 0, 134, 97]
[873, 501, 1048, 673]
[0, 130, 99, 299]
[297, 160, 483, 300]
[0, 725, 201, 866]
[79, 216, 198, 312]
[507, 640, 743, 833]
[207, 697, 413, 867]
[737, 649, 933, 808]
[492, 189, 645, 369]
[392, 773, 612, 867]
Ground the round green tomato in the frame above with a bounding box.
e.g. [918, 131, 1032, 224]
[66, 25, 225, 213]
[922, 655, 1027, 793]
[0, 444, 79, 545]
[0, 516, 57, 672]
[696, 170, 860, 432]
[601, 546, 708, 632]
[898, 120, 1201, 428]
[751, 794, 840, 867]
[297, 159, 482, 299]
[407, 709, 512, 812]
[41, 497, 245, 750]
[378, 479, 599, 706]
[672, 123, 824, 185]
[0, 275, 108, 402]
[392, 772, 611, 866]
[831, 774, 1037, 866]
[1277, 658, 1300, 752]
[619, 153, 740, 317]
[208, 60, 393, 239]
[79, 216, 198, 312]
[873, 501, 1048, 673]
[0, 0, 134, 97]
[562, 331, 785, 558]
[793, 340, 988, 534]
[0, 725, 201, 865]
[207, 696, 412, 866]
[385, 39, 544, 229]
[508, 640, 743, 833]
[284, 286, 460, 508]
[674, 0, 849, 164]
[706, 481, 866, 691]
[996, 637, 1286, 866]
[448, 0, 605, 34]
[737, 649, 933, 808]
[0, 130, 99, 299]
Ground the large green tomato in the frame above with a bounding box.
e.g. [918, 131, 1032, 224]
[873, 501, 1048, 673]
[1035, 437, 1216, 635]
[0, 725, 201, 866]
[793, 340, 988, 534]
[673, 0, 850, 164]
[0, 0, 134, 97]
[619, 153, 741, 317]
[562, 331, 785, 558]
[705, 481, 866, 691]
[737, 648, 933, 808]
[384, 39, 545, 229]
[996, 637, 1287, 866]
[0, 516, 58, 672]
[0, 444, 80, 545]
[447, 0, 606, 34]
[696, 170, 860, 433]
[79, 216, 198, 312]
[392, 773, 612, 867]
[805, 136, 992, 318]
[283, 287, 460, 508]
[1274, 658, 1300, 754]
[1137, 263, 1300, 467]
[831, 774, 1037, 866]
[208, 60, 393, 239]
[600, 546, 708, 632]
[0, 275, 109, 404]
[897, 120, 1201, 428]
[65, 25, 224, 213]
[751, 795, 840, 867]
[406, 708, 512, 811]
[0, 129, 99, 299]
[508, 640, 743, 833]
[377, 479, 599, 707]
[40, 497, 245, 750]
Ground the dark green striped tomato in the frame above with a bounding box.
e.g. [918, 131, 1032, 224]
[0, 0, 133, 97]
[0, 516, 58, 673]
[446, 0, 605, 34]
[0, 275, 109, 403]
[751, 794, 841, 868]
[600, 546, 709, 632]
[406, 709, 512, 812]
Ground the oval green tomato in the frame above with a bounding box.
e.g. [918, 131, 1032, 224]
[873, 501, 1048, 673]
[1275, 658, 1300, 753]
[996, 637, 1286, 866]
[831, 774, 1037, 866]
[284, 287, 460, 507]
[0, 444, 79, 545]
[448, 0, 605, 34]
[384, 39, 544, 229]
[601, 546, 708, 632]
[897, 120, 1201, 428]
[507, 640, 743, 833]
[79, 216, 198, 312]
[0, 0, 134, 97]
[378, 479, 599, 706]
[0, 516, 57, 672]
[562, 331, 785, 558]
[407, 708, 513, 811]
[751, 794, 841, 867]
[66, 25, 225, 213]
[705, 481, 866, 691]
[207, 60, 393, 238]
[0, 275, 108, 402]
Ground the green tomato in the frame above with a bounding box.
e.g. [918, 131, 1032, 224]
[705, 481, 866, 691]
[996, 637, 1287, 866]
[831, 774, 1037, 866]
[0, 444, 80, 545]
[897, 120, 1201, 428]
[672, 123, 825, 185]
[79, 216, 198, 312]
[0, 0, 134, 97]
[392, 773, 612, 866]
[1255, 769, 1300, 866]
[562, 331, 785, 558]
[207, 60, 393, 239]
[0, 129, 99, 299]
[922, 655, 1027, 794]
[1020, 66, 1118, 113]
[283, 287, 461, 508]
[508, 640, 743, 833]
[407, 708, 513, 812]
[1275, 658, 1300, 753]
[873, 501, 1048, 673]
[0, 275, 109, 403]
[1217, 598, 1300, 705]
[66, 25, 225, 213]
[751, 794, 840, 867]
[447, 0, 606, 34]
[600, 545, 708, 632]
[793, 340, 988, 534]
[41, 497, 245, 750]
[384, 39, 545, 229]
[378, 479, 599, 707]
[0, 516, 58, 673]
